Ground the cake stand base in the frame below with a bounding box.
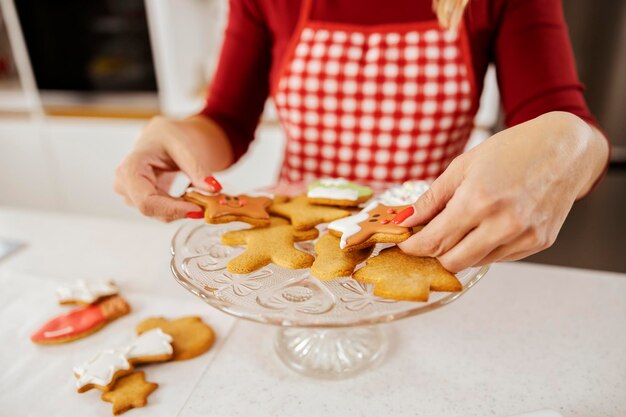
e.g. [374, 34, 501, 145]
[274, 325, 389, 379]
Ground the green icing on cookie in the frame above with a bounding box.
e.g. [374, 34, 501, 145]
[308, 178, 373, 198]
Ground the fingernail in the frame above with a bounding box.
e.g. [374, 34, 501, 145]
[185, 211, 204, 219]
[392, 206, 414, 224]
[204, 176, 222, 192]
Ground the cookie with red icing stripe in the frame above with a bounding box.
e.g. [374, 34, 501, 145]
[31, 295, 130, 345]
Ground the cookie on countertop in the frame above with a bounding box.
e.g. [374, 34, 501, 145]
[353, 246, 462, 302]
[74, 349, 134, 393]
[307, 178, 373, 207]
[56, 279, 118, 305]
[327, 201, 413, 251]
[269, 194, 350, 230]
[310, 233, 373, 281]
[125, 328, 174, 365]
[136, 316, 215, 361]
[184, 189, 272, 226]
[31, 295, 131, 345]
[101, 371, 158, 416]
[221, 216, 319, 273]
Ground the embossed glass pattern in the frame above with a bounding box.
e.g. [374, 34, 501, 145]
[171, 221, 488, 378]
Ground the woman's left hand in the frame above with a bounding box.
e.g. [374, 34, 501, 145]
[395, 111, 609, 272]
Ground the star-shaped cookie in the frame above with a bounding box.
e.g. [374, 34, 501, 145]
[221, 217, 319, 273]
[353, 246, 462, 302]
[328, 201, 413, 251]
[269, 195, 350, 230]
[101, 371, 158, 415]
[184, 191, 272, 226]
[311, 233, 373, 280]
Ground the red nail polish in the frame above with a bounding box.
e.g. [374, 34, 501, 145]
[204, 176, 222, 192]
[185, 211, 204, 219]
[392, 206, 414, 224]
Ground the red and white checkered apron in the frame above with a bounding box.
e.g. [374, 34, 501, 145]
[273, 0, 477, 185]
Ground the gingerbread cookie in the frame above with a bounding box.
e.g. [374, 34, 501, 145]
[310, 233, 373, 280]
[31, 295, 131, 345]
[221, 216, 319, 273]
[101, 371, 158, 415]
[136, 316, 215, 361]
[74, 349, 134, 393]
[307, 178, 373, 207]
[377, 180, 430, 205]
[125, 328, 174, 364]
[269, 195, 350, 230]
[56, 279, 118, 305]
[184, 190, 272, 226]
[353, 246, 462, 302]
[328, 201, 413, 251]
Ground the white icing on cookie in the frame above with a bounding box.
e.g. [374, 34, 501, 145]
[126, 328, 173, 360]
[56, 280, 118, 304]
[74, 349, 131, 389]
[186, 187, 216, 196]
[307, 187, 359, 201]
[328, 201, 379, 249]
[378, 180, 430, 205]
[319, 178, 349, 187]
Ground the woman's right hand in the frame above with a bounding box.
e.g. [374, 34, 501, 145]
[114, 115, 233, 222]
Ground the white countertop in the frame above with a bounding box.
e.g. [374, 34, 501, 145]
[0, 206, 625, 417]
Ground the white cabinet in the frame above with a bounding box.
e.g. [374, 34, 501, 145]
[0, 119, 58, 209]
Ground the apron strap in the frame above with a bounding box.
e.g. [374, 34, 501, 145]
[297, 0, 314, 27]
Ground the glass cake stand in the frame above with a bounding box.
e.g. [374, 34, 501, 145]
[170, 221, 489, 379]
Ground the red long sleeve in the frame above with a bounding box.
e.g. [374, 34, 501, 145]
[492, 0, 597, 127]
[201, 0, 598, 161]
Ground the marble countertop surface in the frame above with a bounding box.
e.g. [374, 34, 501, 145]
[0, 206, 624, 417]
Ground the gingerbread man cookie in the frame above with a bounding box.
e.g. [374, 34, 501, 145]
[310, 233, 373, 280]
[328, 201, 413, 251]
[101, 371, 158, 415]
[221, 216, 319, 273]
[269, 195, 350, 230]
[353, 246, 462, 302]
[184, 190, 272, 226]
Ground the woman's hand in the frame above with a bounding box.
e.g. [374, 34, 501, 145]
[114, 115, 233, 222]
[394, 111, 609, 272]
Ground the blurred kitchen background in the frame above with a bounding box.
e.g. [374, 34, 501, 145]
[0, 0, 624, 271]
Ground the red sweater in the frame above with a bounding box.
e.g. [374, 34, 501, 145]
[201, 0, 596, 161]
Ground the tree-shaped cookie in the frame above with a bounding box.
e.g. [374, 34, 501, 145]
[328, 201, 413, 251]
[184, 191, 272, 226]
[221, 217, 319, 273]
[269, 195, 350, 230]
[101, 371, 158, 415]
[353, 246, 462, 302]
[311, 233, 373, 280]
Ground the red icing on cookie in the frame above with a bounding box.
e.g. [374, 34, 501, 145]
[30, 304, 106, 343]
